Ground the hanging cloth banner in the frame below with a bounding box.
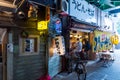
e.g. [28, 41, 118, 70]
[54, 36, 65, 55]
[93, 30, 112, 52]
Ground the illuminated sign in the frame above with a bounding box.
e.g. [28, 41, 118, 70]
[54, 19, 62, 34]
[110, 35, 119, 45]
[37, 21, 48, 30]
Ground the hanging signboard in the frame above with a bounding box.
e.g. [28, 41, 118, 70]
[37, 21, 48, 30]
[70, 0, 96, 24]
[49, 15, 62, 37]
[54, 36, 65, 55]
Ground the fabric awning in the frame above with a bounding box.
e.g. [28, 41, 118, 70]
[71, 17, 98, 31]
[70, 28, 92, 33]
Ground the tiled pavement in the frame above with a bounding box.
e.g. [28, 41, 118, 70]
[51, 60, 100, 80]
[52, 49, 120, 80]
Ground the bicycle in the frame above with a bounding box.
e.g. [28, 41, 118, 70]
[68, 57, 87, 80]
[75, 60, 87, 80]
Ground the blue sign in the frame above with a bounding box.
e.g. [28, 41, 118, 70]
[54, 20, 62, 34]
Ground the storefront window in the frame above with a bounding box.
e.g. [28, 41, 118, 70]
[19, 35, 39, 55]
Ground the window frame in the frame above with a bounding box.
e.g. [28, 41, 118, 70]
[19, 35, 40, 56]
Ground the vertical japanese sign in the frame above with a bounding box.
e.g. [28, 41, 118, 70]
[54, 36, 65, 55]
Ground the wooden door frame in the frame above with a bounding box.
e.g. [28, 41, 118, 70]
[0, 28, 8, 80]
[2, 29, 7, 80]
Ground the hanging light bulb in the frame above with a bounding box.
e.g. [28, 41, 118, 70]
[17, 11, 25, 19]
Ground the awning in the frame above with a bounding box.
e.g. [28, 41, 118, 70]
[71, 17, 98, 31]
[0, 28, 7, 44]
[70, 28, 92, 33]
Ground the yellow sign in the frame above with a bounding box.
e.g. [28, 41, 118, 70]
[110, 35, 119, 45]
[37, 21, 48, 30]
[93, 30, 112, 52]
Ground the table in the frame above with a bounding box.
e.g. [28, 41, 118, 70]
[100, 51, 115, 67]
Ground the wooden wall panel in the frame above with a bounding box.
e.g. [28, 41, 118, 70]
[12, 29, 47, 80]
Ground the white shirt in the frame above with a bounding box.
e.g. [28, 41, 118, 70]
[75, 41, 82, 52]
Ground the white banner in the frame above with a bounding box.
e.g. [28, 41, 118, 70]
[54, 36, 65, 55]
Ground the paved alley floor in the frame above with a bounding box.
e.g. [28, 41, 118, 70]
[52, 49, 120, 80]
[87, 49, 120, 80]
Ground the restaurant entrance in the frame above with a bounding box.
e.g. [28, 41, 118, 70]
[69, 28, 91, 60]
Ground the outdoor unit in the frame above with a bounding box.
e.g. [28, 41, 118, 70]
[62, 0, 68, 14]
[55, 0, 69, 14]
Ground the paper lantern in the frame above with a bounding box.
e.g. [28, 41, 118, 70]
[110, 35, 119, 45]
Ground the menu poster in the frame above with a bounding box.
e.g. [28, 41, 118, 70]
[24, 39, 34, 53]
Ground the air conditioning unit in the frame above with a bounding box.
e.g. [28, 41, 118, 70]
[62, 0, 69, 14]
[54, 0, 69, 14]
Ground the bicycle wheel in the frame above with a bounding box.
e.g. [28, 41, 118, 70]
[75, 62, 87, 80]
[77, 73, 86, 80]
